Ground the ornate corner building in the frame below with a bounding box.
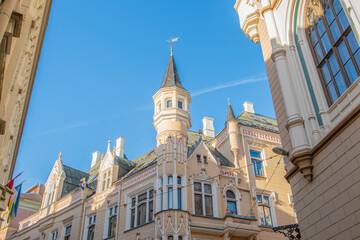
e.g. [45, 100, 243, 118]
[11, 55, 296, 240]
[234, 0, 360, 239]
[0, 0, 52, 216]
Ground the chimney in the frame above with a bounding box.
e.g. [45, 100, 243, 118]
[115, 136, 125, 158]
[202, 117, 215, 138]
[243, 101, 255, 114]
[91, 151, 101, 168]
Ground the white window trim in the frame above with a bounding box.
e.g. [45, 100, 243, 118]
[256, 193, 277, 227]
[83, 213, 96, 240]
[192, 180, 218, 217]
[126, 188, 154, 230]
[249, 147, 267, 178]
[103, 204, 117, 239]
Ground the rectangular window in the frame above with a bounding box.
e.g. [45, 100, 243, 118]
[168, 187, 173, 209]
[194, 182, 214, 216]
[178, 101, 183, 109]
[250, 150, 264, 176]
[205, 195, 213, 217]
[137, 203, 146, 226]
[51, 231, 58, 240]
[108, 216, 116, 237]
[64, 225, 71, 240]
[149, 200, 153, 221]
[130, 209, 135, 228]
[196, 155, 201, 163]
[177, 188, 182, 210]
[257, 194, 273, 227]
[194, 194, 203, 215]
[168, 175, 173, 184]
[87, 225, 95, 240]
[129, 189, 154, 229]
[204, 156, 208, 164]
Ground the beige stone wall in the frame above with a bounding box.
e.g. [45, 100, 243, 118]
[0, 0, 52, 185]
[257, 19, 293, 157]
[289, 112, 360, 240]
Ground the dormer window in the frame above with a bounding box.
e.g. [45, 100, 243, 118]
[166, 100, 173, 108]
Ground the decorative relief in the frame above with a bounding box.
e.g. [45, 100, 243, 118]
[306, 0, 323, 26]
[3, 0, 49, 182]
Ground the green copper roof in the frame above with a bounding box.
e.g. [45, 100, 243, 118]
[236, 111, 278, 133]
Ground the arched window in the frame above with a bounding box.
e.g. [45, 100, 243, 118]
[166, 100, 173, 108]
[157, 102, 161, 112]
[307, 0, 360, 105]
[226, 190, 237, 215]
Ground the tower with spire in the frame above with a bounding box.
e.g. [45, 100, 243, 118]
[153, 54, 191, 146]
[226, 101, 240, 168]
[153, 53, 191, 237]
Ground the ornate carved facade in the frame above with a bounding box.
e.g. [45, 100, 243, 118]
[235, 0, 360, 239]
[12, 55, 295, 240]
[0, 0, 52, 219]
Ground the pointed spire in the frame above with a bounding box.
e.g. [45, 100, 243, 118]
[227, 99, 236, 122]
[160, 55, 184, 89]
[58, 152, 62, 160]
[107, 140, 111, 152]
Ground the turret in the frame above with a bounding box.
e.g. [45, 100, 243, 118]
[152, 55, 191, 146]
[226, 101, 240, 168]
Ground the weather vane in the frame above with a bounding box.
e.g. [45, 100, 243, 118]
[167, 36, 180, 55]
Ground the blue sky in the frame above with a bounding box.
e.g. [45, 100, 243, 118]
[15, 0, 274, 190]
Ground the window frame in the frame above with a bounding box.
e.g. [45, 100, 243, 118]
[107, 205, 118, 238]
[166, 99, 173, 108]
[193, 181, 214, 217]
[250, 149, 265, 177]
[256, 194, 274, 227]
[226, 190, 238, 215]
[128, 188, 154, 229]
[306, 0, 360, 106]
[63, 224, 72, 240]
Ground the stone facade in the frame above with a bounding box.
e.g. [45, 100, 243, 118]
[0, 0, 52, 218]
[235, 0, 360, 239]
[13, 55, 295, 240]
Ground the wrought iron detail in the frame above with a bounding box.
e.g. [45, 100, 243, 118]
[273, 224, 301, 239]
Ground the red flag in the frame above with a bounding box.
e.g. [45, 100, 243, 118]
[5, 179, 14, 189]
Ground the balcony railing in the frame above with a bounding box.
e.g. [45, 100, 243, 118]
[273, 224, 301, 240]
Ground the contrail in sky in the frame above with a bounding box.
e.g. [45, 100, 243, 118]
[191, 75, 267, 97]
[25, 75, 267, 139]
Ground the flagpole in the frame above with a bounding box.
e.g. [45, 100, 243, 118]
[12, 171, 24, 181]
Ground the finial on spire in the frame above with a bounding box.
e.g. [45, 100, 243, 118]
[58, 152, 62, 159]
[228, 98, 230, 105]
[167, 36, 180, 56]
